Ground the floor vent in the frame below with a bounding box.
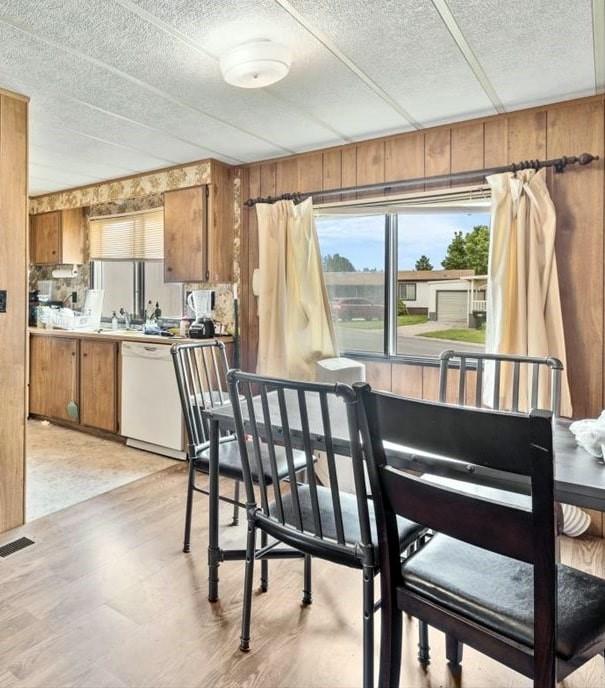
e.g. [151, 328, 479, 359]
[0, 537, 34, 558]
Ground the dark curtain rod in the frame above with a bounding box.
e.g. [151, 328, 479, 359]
[244, 152, 599, 207]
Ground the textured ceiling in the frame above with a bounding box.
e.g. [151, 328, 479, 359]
[0, 0, 599, 195]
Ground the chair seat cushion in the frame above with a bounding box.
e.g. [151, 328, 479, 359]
[270, 484, 423, 552]
[194, 439, 307, 485]
[402, 533, 605, 660]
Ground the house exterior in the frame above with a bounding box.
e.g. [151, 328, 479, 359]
[324, 269, 487, 326]
[426, 274, 487, 326]
[396, 269, 475, 315]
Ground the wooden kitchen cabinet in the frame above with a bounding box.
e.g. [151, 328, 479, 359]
[29, 334, 79, 421]
[80, 340, 119, 433]
[164, 186, 207, 282]
[164, 162, 233, 283]
[30, 208, 84, 265]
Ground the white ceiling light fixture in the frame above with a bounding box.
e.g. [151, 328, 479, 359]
[220, 40, 292, 89]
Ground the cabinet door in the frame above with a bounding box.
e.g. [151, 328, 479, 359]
[31, 211, 61, 264]
[164, 186, 207, 282]
[29, 335, 79, 421]
[61, 208, 84, 264]
[80, 340, 118, 432]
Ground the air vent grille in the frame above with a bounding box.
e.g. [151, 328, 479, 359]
[0, 537, 34, 558]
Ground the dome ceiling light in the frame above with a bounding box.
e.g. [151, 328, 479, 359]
[220, 40, 292, 89]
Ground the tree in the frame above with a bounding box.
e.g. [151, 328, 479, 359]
[441, 225, 490, 275]
[464, 225, 489, 275]
[322, 253, 356, 272]
[415, 255, 433, 271]
[441, 231, 467, 270]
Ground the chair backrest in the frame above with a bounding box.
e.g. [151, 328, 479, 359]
[439, 349, 563, 416]
[171, 341, 231, 455]
[227, 369, 374, 565]
[356, 384, 557, 679]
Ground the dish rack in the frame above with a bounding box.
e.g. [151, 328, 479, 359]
[37, 289, 104, 331]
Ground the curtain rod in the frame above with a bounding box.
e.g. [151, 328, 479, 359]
[244, 152, 599, 207]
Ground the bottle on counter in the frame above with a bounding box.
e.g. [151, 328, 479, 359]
[179, 316, 190, 338]
[111, 311, 118, 330]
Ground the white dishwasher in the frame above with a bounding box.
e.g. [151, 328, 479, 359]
[121, 341, 185, 459]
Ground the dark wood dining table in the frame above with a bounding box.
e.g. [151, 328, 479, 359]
[204, 390, 605, 598]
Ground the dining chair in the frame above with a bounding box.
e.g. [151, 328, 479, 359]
[227, 369, 427, 688]
[437, 350, 567, 665]
[171, 341, 308, 597]
[356, 384, 605, 688]
[438, 350, 563, 415]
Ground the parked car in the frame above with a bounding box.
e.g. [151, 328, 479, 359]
[330, 297, 383, 321]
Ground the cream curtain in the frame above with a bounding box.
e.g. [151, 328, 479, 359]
[485, 168, 572, 417]
[256, 198, 337, 380]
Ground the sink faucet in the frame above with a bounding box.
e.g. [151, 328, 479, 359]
[119, 308, 130, 329]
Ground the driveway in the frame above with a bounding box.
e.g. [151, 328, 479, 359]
[335, 321, 485, 357]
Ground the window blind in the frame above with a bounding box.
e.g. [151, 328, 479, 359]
[89, 208, 164, 260]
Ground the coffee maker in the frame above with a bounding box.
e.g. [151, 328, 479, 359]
[187, 289, 215, 339]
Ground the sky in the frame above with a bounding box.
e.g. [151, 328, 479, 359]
[316, 211, 491, 271]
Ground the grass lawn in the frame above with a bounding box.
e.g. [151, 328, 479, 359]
[418, 328, 486, 344]
[339, 315, 428, 330]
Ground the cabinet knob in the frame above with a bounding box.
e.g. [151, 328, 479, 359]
[83, 353, 88, 357]
[166, 266, 173, 272]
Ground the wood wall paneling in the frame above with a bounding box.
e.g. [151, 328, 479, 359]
[546, 100, 605, 418]
[424, 129, 451, 177]
[322, 149, 342, 192]
[451, 123, 484, 173]
[355, 140, 385, 185]
[484, 118, 508, 167]
[384, 133, 425, 182]
[298, 152, 323, 193]
[0, 93, 27, 532]
[390, 363, 422, 398]
[506, 110, 547, 163]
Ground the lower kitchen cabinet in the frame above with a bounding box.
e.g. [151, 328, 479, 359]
[80, 339, 119, 433]
[29, 334, 79, 422]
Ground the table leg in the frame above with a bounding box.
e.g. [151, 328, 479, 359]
[208, 418, 221, 602]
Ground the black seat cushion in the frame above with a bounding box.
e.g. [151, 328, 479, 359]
[194, 439, 308, 485]
[270, 484, 423, 552]
[402, 533, 605, 660]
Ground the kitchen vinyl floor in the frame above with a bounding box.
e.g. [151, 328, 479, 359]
[1, 465, 603, 688]
[26, 420, 177, 521]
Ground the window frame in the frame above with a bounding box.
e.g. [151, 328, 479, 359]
[398, 282, 417, 301]
[90, 259, 183, 322]
[316, 192, 490, 364]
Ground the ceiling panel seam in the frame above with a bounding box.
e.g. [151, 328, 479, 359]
[34, 122, 180, 166]
[112, 0, 352, 145]
[272, 0, 422, 129]
[431, 0, 506, 114]
[0, 17, 295, 155]
[40, 93, 245, 165]
[593, 0, 605, 93]
[29, 159, 106, 182]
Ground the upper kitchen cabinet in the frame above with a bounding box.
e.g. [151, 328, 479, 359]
[163, 161, 233, 283]
[30, 208, 85, 265]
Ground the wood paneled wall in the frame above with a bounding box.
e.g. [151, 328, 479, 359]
[0, 89, 28, 532]
[240, 96, 605, 422]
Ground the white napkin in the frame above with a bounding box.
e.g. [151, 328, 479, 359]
[569, 410, 605, 457]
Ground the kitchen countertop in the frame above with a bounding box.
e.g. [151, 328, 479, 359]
[28, 327, 233, 346]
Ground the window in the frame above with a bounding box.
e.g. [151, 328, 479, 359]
[316, 212, 386, 354]
[89, 208, 183, 321]
[315, 188, 491, 358]
[398, 282, 416, 301]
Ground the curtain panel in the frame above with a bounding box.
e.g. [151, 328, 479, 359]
[256, 198, 337, 380]
[485, 168, 572, 417]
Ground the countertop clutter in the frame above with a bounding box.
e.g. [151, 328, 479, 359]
[28, 327, 233, 346]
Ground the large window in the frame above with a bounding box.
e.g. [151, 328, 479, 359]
[315, 189, 491, 358]
[89, 208, 183, 321]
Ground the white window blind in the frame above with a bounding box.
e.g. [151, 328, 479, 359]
[89, 208, 164, 260]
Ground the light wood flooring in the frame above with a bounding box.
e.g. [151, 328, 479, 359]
[0, 464, 604, 688]
[26, 420, 176, 521]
